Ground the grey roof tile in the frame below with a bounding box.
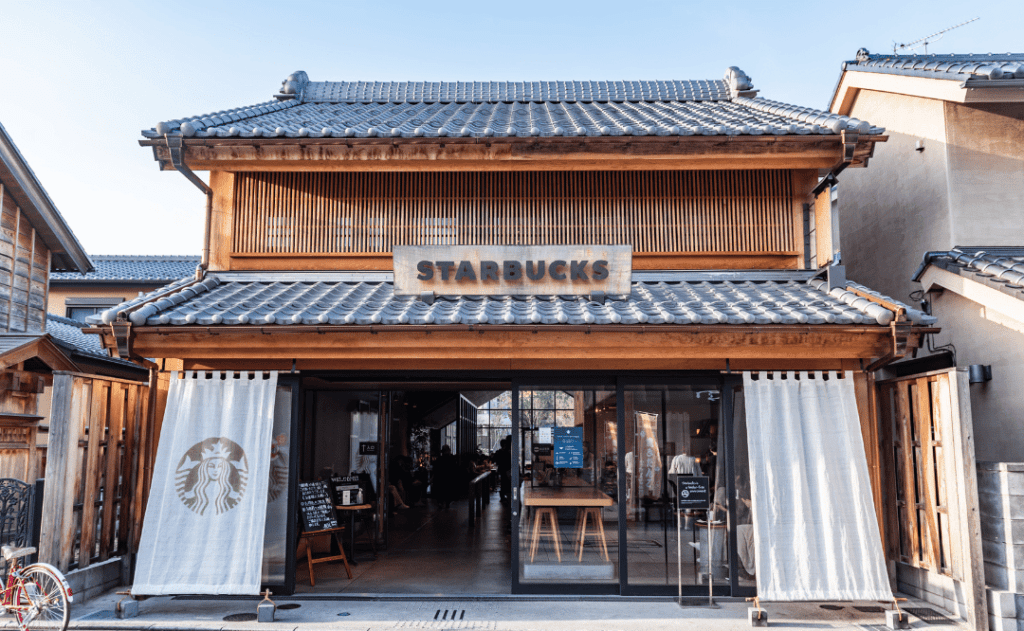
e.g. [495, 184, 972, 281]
[846, 51, 1024, 82]
[143, 69, 883, 139]
[915, 246, 1024, 302]
[45, 315, 136, 365]
[87, 271, 932, 329]
[51, 255, 199, 283]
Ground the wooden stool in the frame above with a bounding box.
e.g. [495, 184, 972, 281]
[298, 526, 352, 585]
[529, 507, 562, 562]
[574, 507, 609, 561]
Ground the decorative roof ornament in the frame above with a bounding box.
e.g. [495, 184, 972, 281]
[278, 71, 309, 100]
[724, 67, 757, 98]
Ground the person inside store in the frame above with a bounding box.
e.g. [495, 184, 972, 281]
[494, 436, 512, 503]
[432, 445, 459, 509]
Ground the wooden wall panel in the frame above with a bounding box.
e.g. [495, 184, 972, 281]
[231, 170, 795, 256]
[0, 185, 50, 333]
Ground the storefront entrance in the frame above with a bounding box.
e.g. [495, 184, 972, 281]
[286, 373, 753, 597]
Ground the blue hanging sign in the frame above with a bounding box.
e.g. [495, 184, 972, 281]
[553, 427, 584, 468]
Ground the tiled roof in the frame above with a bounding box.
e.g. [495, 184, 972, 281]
[914, 247, 1024, 301]
[845, 50, 1024, 82]
[46, 315, 132, 363]
[88, 271, 935, 329]
[143, 68, 883, 140]
[51, 255, 199, 283]
[302, 80, 733, 103]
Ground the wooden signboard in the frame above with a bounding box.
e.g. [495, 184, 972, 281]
[298, 480, 338, 532]
[393, 245, 632, 296]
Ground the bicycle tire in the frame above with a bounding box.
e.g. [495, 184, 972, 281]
[14, 565, 70, 631]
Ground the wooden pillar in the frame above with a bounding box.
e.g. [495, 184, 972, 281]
[945, 369, 987, 631]
[38, 372, 84, 571]
[853, 371, 886, 559]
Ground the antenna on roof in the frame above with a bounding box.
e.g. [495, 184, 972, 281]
[893, 17, 979, 54]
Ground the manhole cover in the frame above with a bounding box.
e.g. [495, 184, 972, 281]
[223, 613, 258, 622]
[338, 612, 350, 616]
[820, 604, 844, 610]
[854, 606, 885, 613]
[278, 603, 301, 610]
[905, 607, 954, 625]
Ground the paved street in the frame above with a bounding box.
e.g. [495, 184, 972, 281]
[34, 591, 966, 631]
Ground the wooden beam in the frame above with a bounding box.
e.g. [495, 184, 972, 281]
[146, 135, 885, 173]
[93, 325, 902, 363]
[223, 251, 802, 272]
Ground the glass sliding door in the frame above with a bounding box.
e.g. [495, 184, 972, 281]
[515, 385, 619, 592]
[622, 382, 731, 595]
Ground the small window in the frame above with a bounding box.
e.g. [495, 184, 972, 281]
[64, 298, 125, 323]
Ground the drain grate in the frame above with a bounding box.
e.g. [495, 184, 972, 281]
[906, 607, 954, 625]
[435, 608, 467, 621]
[820, 604, 844, 610]
[278, 603, 301, 610]
[854, 606, 885, 613]
[223, 612, 258, 622]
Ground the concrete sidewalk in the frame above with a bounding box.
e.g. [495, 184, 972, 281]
[29, 590, 967, 631]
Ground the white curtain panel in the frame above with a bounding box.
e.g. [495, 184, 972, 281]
[134, 371, 279, 595]
[743, 371, 891, 601]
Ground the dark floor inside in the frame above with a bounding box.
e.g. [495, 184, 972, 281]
[295, 491, 512, 594]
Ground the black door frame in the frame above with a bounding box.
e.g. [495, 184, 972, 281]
[289, 370, 749, 598]
[510, 373, 745, 597]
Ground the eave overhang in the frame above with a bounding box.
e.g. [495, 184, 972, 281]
[140, 134, 885, 173]
[831, 68, 1024, 115]
[85, 322, 931, 372]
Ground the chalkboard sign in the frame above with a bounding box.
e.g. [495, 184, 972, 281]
[675, 475, 711, 510]
[553, 427, 584, 468]
[298, 480, 338, 532]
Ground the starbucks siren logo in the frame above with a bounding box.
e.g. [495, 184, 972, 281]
[175, 437, 249, 515]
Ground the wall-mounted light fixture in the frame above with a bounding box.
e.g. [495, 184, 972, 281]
[915, 140, 925, 152]
[968, 364, 992, 384]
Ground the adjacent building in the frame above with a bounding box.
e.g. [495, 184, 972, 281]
[49, 255, 199, 323]
[829, 51, 1024, 631]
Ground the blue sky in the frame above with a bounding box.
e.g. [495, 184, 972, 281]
[1, 0, 1020, 255]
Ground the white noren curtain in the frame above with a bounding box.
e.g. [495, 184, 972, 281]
[133, 371, 279, 595]
[744, 371, 891, 601]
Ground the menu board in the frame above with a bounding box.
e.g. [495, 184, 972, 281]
[330, 475, 362, 506]
[298, 480, 338, 532]
[553, 427, 584, 468]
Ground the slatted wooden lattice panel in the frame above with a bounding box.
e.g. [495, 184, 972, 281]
[232, 171, 795, 255]
[880, 376, 952, 575]
[40, 374, 150, 573]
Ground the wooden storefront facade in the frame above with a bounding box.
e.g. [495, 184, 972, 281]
[79, 72, 979, 614]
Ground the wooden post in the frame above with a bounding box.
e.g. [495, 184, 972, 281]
[77, 379, 108, 569]
[946, 369, 987, 631]
[38, 373, 82, 571]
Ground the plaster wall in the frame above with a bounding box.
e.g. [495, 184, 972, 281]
[839, 90, 952, 303]
[929, 290, 1024, 462]
[944, 102, 1024, 246]
[47, 286, 154, 318]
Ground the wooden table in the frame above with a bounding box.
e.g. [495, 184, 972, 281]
[523, 487, 613, 562]
[335, 503, 373, 563]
